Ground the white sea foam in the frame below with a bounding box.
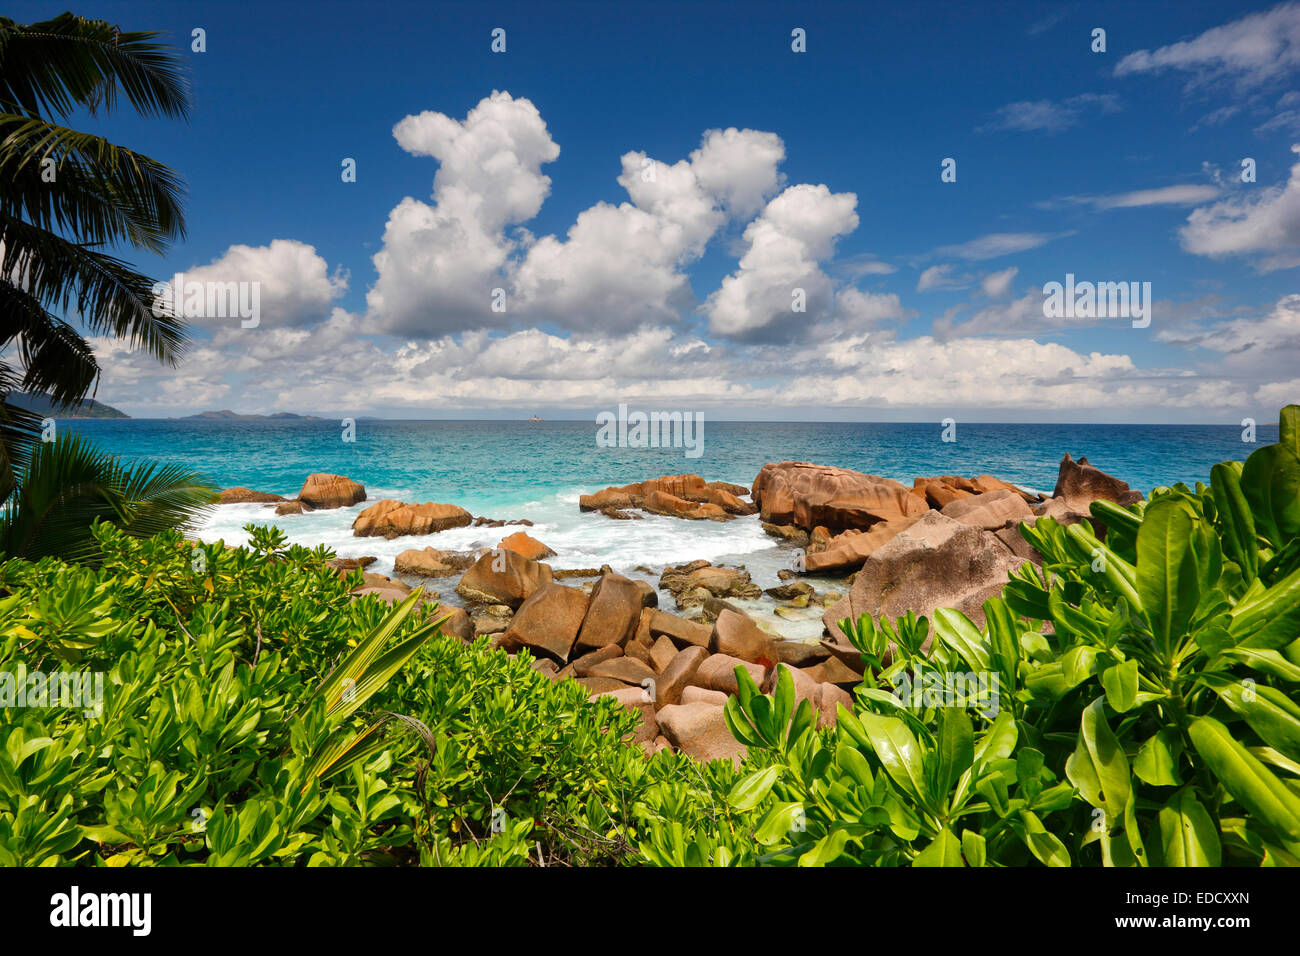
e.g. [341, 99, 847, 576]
[195, 487, 836, 641]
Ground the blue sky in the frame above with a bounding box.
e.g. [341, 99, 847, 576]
[15, 0, 1300, 421]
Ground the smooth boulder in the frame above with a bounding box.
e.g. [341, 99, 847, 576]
[751, 461, 927, 534]
[353, 499, 473, 537]
[455, 550, 553, 608]
[297, 473, 366, 510]
[823, 510, 1027, 635]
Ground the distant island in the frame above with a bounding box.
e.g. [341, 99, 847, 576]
[7, 392, 129, 419]
[181, 410, 326, 421]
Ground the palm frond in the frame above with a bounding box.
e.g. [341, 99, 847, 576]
[0, 14, 191, 121]
[0, 431, 216, 562]
[0, 213, 190, 365]
[0, 113, 187, 250]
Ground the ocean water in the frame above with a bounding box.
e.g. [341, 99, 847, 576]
[60, 418, 1275, 641]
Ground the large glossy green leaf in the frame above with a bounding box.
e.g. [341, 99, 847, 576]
[855, 710, 925, 802]
[1189, 715, 1300, 841]
[728, 765, 782, 811]
[1211, 462, 1259, 583]
[1204, 677, 1300, 760]
[1136, 498, 1221, 661]
[932, 607, 990, 671]
[1020, 810, 1070, 867]
[1241, 443, 1300, 550]
[1100, 659, 1139, 713]
[913, 827, 963, 867]
[798, 828, 849, 866]
[931, 707, 974, 805]
[1134, 728, 1183, 787]
[1228, 563, 1300, 651]
[1074, 698, 1131, 817]
[1157, 789, 1221, 866]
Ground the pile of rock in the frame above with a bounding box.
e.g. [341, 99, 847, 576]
[658, 560, 761, 616]
[580, 474, 756, 521]
[757, 455, 1141, 576]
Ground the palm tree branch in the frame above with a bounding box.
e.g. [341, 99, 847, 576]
[0, 213, 189, 365]
[0, 14, 191, 121]
[0, 113, 187, 251]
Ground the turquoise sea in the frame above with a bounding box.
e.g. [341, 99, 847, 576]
[60, 418, 1277, 641]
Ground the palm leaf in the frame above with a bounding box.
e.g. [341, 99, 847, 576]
[0, 14, 191, 121]
[0, 431, 215, 562]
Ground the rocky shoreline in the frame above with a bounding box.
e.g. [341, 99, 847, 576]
[216, 453, 1143, 763]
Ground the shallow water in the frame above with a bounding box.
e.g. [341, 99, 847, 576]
[62, 418, 1273, 641]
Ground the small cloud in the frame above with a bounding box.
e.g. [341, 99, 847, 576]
[1061, 184, 1222, 209]
[977, 93, 1120, 133]
[980, 266, 1019, 298]
[931, 231, 1070, 261]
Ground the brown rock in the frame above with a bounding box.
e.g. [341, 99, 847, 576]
[393, 547, 476, 578]
[817, 682, 854, 728]
[681, 686, 730, 707]
[650, 634, 678, 672]
[656, 702, 747, 765]
[497, 530, 556, 560]
[940, 489, 1034, 531]
[471, 604, 513, 636]
[762, 522, 810, 546]
[455, 550, 553, 609]
[822, 510, 1026, 636]
[658, 562, 761, 609]
[648, 610, 713, 649]
[765, 581, 815, 601]
[218, 487, 286, 504]
[803, 656, 863, 686]
[575, 573, 644, 652]
[993, 520, 1044, 563]
[328, 555, 377, 573]
[498, 583, 589, 662]
[707, 480, 751, 497]
[353, 499, 473, 538]
[805, 515, 922, 574]
[816, 634, 866, 675]
[350, 585, 412, 604]
[711, 609, 777, 664]
[914, 479, 972, 509]
[642, 489, 729, 521]
[571, 644, 622, 676]
[532, 658, 559, 679]
[751, 461, 927, 534]
[625, 638, 655, 670]
[577, 676, 627, 695]
[275, 500, 309, 516]
[431, 606, 473, 643]
[775, 640, 831, 668]
[297, 473, 366, 510]
[655, 645, 710, 707]
[633, 580, 658, 608]
[587, 656, 657, 686]
[693, 654, 765, 695]
[1052, 453, 1144, 511]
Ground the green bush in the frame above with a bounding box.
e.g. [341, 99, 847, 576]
[649, 405, 1300, 866]
[0, 522, 678, 866]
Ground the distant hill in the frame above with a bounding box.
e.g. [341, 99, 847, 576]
[7, 393, 129, 419]
[181, 410, 325, 421]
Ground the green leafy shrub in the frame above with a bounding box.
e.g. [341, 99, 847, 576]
[642, 405, 1300, 866]
[0, 523, 682, 866]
